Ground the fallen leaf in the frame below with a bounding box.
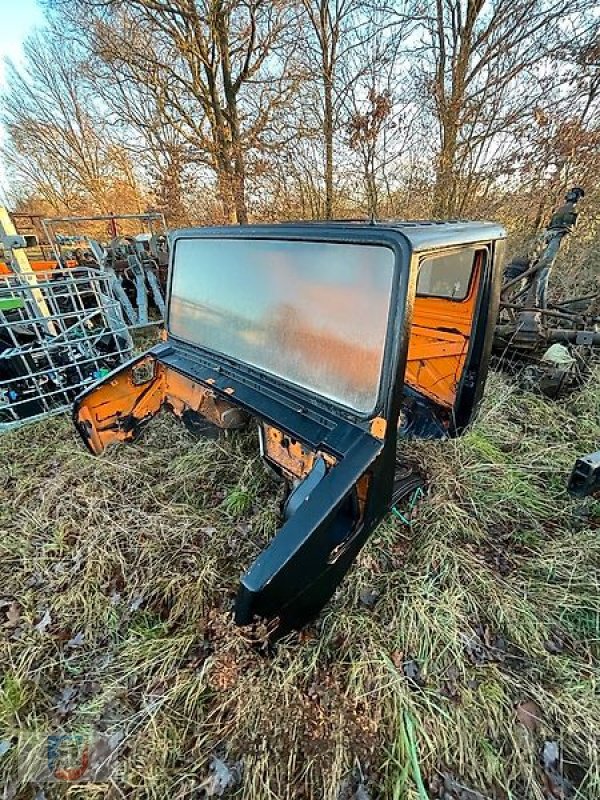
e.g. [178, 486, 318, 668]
[298, 626, 317, 644]
[56, 685, 77, 715]
[441, 665, 461, 700]
[24, 573, 44, 589]
[391, 650, 404, 669]
[5, 602, 21, 628]
[35, 610, 52, 634]
[80, 680, 102, 698]
[541, 741, 574, 799]
[359, 587, 379, 609]
[516, 700, 543, 732]
[544, 633, 565, 655]
[440, 772, 487, 799]
[403, 658, 425, 687]
[542, 741, 559, 772]
[198, 756, 241, 797]
[86, 731, 123, 780]
[337, 772, 371, 800]
[461, 624, 506, 665]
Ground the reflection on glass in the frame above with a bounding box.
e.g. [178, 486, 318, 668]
[169, 238, 395, 413]
[417, 248, 477, 300]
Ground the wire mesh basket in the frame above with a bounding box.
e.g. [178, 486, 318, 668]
[0, 267, 134, 429]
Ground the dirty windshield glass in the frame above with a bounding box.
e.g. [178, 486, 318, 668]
[169, 238, 395, 413]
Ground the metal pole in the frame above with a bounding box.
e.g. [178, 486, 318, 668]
[0, 206, 57, 336]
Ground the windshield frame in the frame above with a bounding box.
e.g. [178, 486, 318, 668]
[165, 227, 410, 422]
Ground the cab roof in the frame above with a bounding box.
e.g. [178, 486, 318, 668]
[172, 219, 506, 254]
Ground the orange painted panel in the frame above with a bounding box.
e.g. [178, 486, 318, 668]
[405, 252, 482, 408]
[0, 259, 76, 275]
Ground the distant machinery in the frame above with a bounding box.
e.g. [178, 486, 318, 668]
[0, 207, 135, 428]
[43, 212, 168, 327]
[494, 188, 599, 397]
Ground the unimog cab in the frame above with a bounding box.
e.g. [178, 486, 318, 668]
[74, 221, 506, 636]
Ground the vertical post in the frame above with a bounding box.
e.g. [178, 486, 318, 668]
[0, 206, 56, 335]
[108, 213, 118, 239]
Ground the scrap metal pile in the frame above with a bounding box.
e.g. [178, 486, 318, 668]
[43, 213, 168, 327]
[0, 267, 133, 428]
[0, 210, 167, 428]
[494, 187, 599, 397]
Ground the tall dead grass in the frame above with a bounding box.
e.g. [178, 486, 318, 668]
[1, 370, 598, 799]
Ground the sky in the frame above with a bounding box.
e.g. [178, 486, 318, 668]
[0, 0, 44, 197]
[0, 0, 43, 87]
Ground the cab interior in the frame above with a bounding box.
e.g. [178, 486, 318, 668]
[406, 246, 485, 412]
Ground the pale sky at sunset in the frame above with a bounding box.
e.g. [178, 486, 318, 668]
[0, 0, 44, 195]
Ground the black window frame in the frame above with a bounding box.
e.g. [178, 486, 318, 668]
[165, 228, 411, 423]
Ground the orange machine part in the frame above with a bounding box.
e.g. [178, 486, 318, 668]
[75, 356, 166, 453]
[261, 423, 337, 480]
[263, 424, 319, 479]
[76, 357, 343, 483]
[405, 252, 482, 408]
[76, 357, 248, 453]
[0, 259, 77, 275]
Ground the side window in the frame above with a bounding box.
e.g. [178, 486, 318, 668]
[416, 247, 480, 301]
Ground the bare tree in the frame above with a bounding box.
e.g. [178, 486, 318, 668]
[299, 0, 366, 218]
[3, 0, 599, 234]
[343, 6, 422, 219]
[71, 0, 299, 224]
[0, 31, 143, 213]
[422, 0, 591, 218]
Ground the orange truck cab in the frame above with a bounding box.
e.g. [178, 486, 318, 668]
[73, 220, 506, 636]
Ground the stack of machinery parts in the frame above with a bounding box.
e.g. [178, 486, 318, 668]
[494, 187, 600, 397]
[0, 209, 133, 429]
[42, 213, 168, 328]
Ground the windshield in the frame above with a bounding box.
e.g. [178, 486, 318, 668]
[168, 237, 395, 413]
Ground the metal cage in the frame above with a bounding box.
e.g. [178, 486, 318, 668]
[0, 267, 133, 429]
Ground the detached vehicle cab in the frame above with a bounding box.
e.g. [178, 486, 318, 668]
[74, 221, 505, 636]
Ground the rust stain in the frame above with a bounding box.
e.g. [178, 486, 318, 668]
[370, 417, 387, 439]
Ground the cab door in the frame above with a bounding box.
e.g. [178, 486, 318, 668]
[405, 244, 499, 435]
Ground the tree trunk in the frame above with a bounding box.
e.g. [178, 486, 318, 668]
[229, 117, 248, 224]
[432, 115, 459, 218]
[365, 150, 378, 219]
[323, 73, 334, 219]
[431, 0, 484, 219]
[216, 157, 237, 224]
[216, 3, 249, 226]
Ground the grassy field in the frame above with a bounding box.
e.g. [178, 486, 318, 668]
[0, 370, 598, 799]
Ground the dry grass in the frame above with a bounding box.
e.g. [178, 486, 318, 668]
[0, 370, 598, 799]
